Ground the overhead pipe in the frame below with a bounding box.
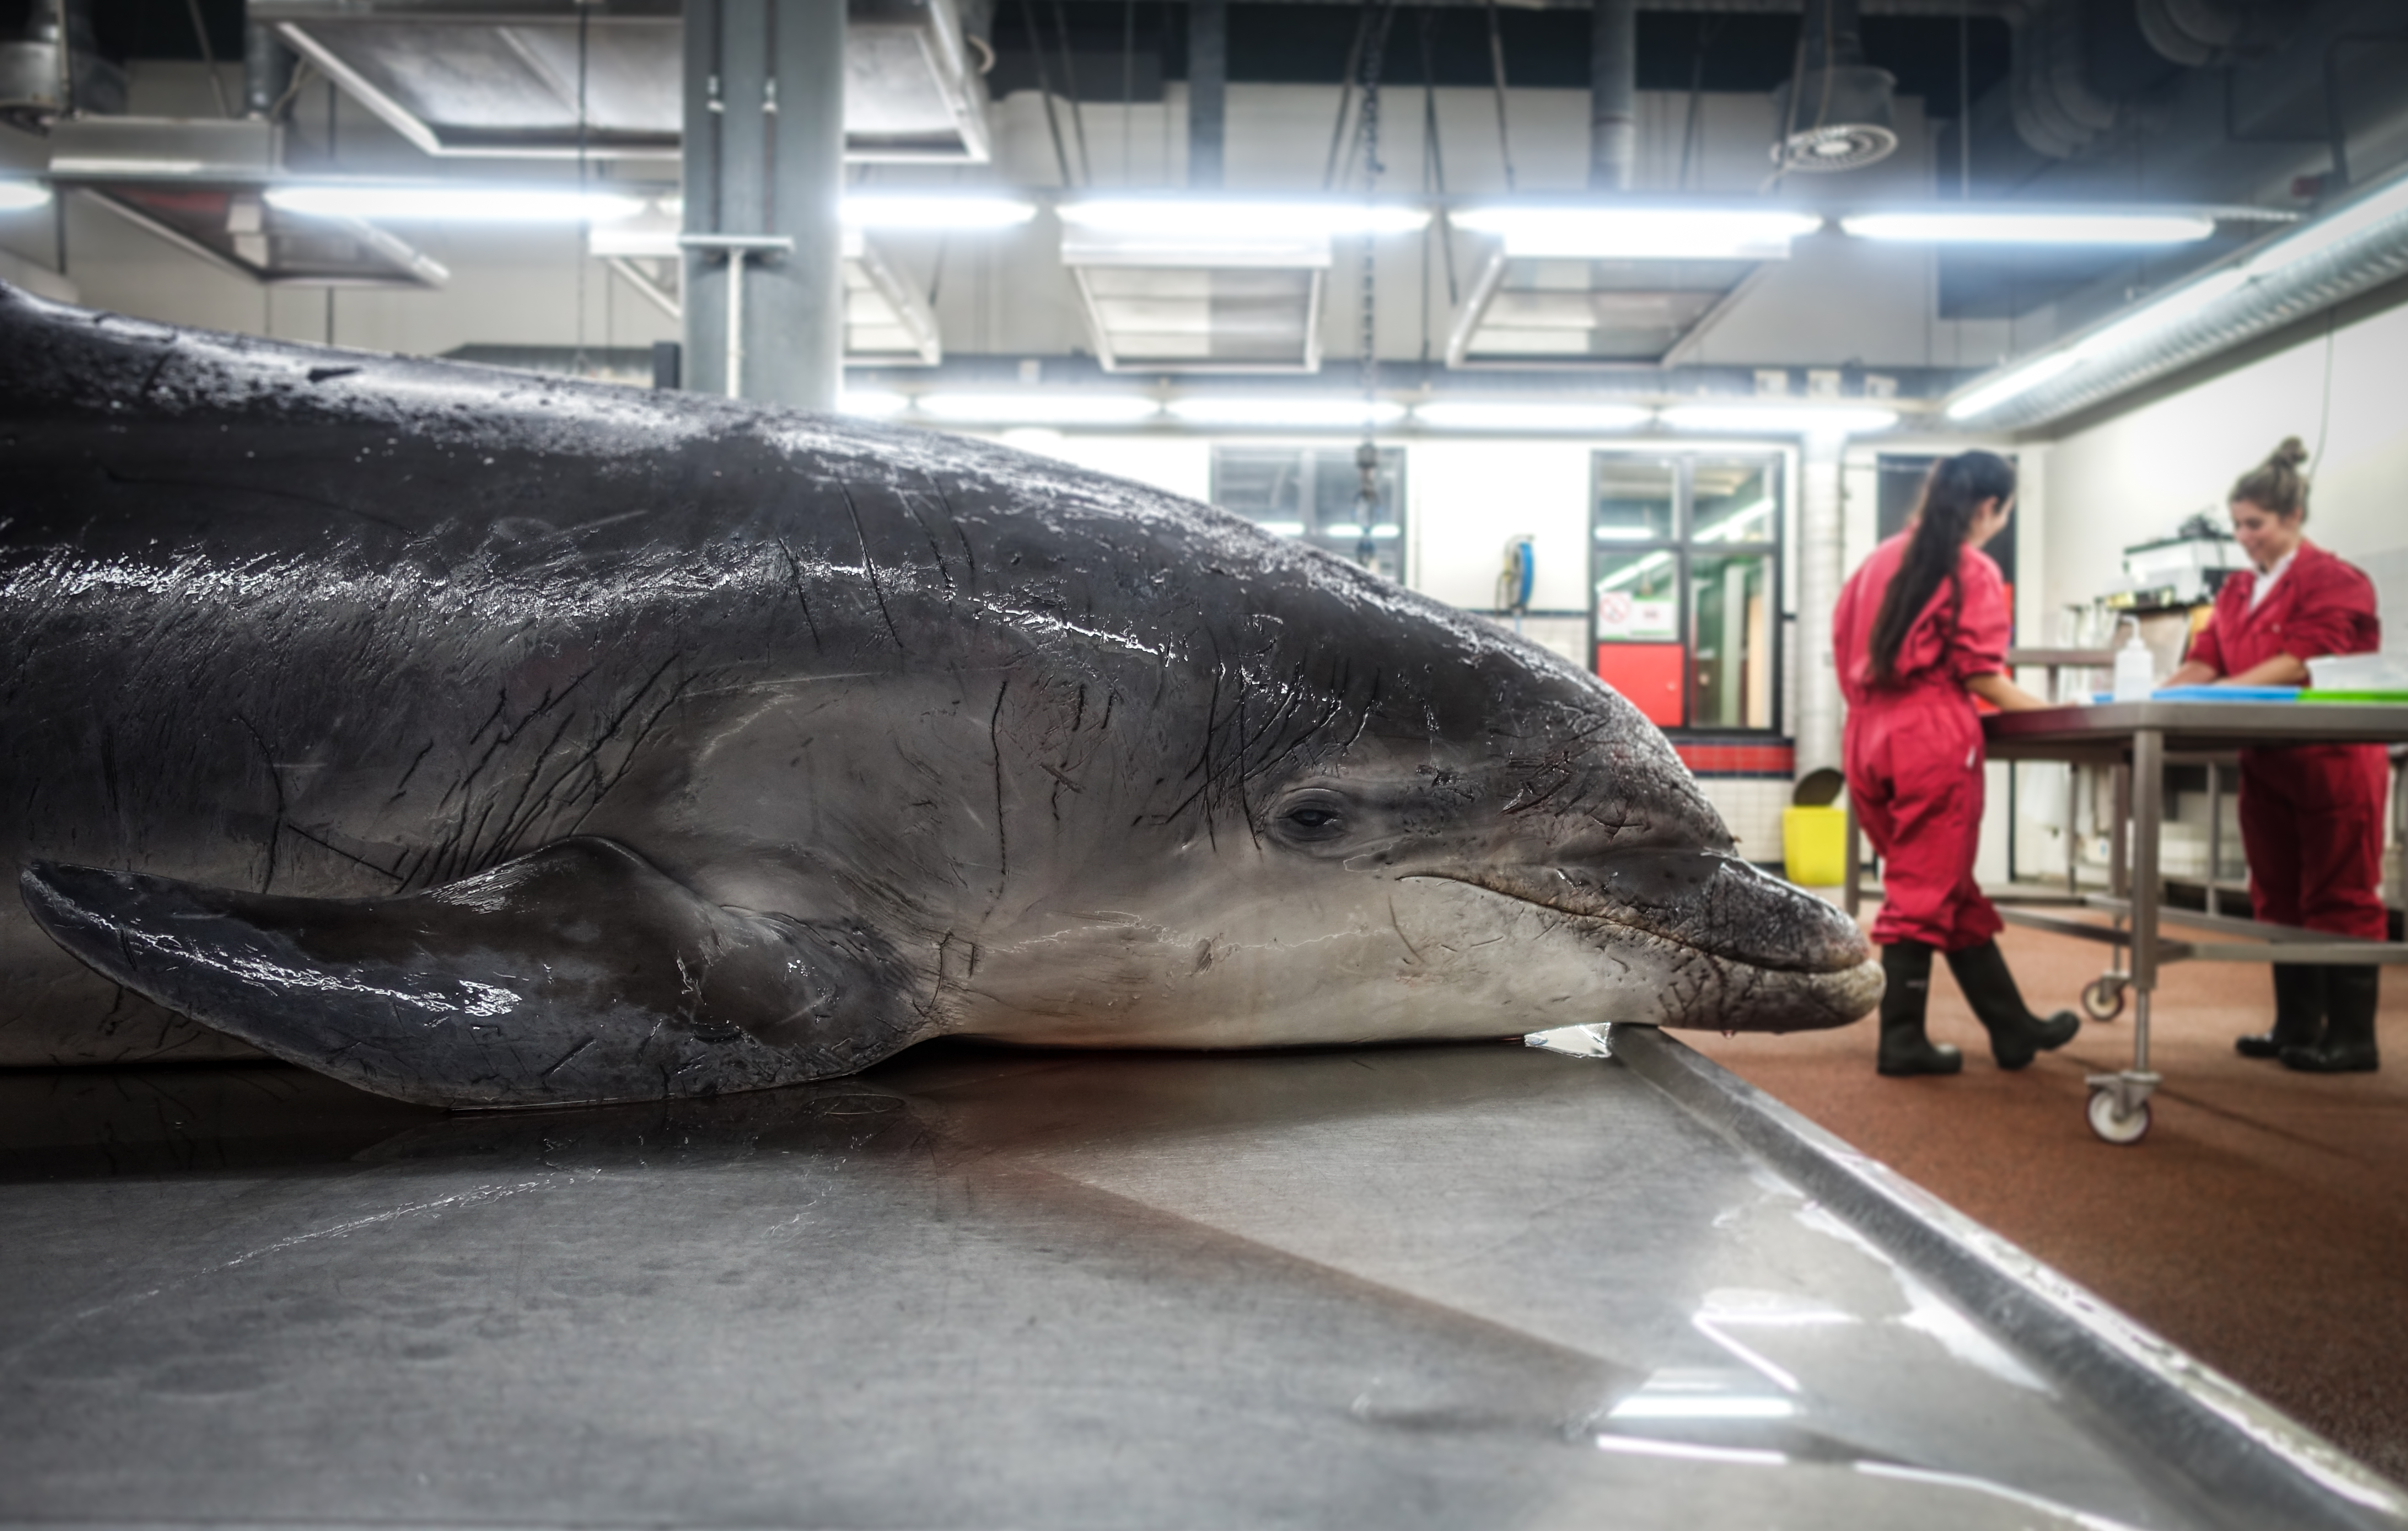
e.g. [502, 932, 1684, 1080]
[1188, 0, 1227, 188]
[1588, 0, 1636, 190]
[242, 18, 296, 120]
[2135, 0, 2292, 70]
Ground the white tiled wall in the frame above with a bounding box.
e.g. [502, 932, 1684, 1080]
[1698, 778, 1792, 865]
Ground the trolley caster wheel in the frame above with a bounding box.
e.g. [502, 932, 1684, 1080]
[2081, 975, 2127, 1022]
[2087, 1088, 2151, 1145]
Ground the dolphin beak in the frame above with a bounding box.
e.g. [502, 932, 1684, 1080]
[1430, 850, 1881, 1031]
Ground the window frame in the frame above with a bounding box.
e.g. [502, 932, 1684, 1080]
[1589, 448, 1789, 739]
[1208, 442, 1409, 585]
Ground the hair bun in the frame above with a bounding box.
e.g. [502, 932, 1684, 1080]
[2272, 436, 2309, 469]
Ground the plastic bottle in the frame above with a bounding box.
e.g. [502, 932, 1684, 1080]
[2112, 619, 2155, 703]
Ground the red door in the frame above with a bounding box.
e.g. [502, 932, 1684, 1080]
[1596, 643, 1685, 728]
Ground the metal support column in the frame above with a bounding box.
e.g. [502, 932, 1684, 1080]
[1588, 0, 1636, 191]
[1794, 433, 1847, 780]
[681, 0, 845, 408]
[1187, 0, 1226, 187]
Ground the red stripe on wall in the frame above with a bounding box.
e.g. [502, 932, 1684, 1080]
[1675, 744, 1796, 777]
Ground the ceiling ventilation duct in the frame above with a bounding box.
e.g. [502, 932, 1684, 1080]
[252, 0, 991, 163]
[1061, 221, 1325, 373]
[2135, 0, 2292, 70]
[1771, 0, 1897, 173]
[2008, 0, 2123, 160]
[43, 118, 447, 286]
[1945, 159, 2408, 432]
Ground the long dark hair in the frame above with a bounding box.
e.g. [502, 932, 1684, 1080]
[1867, 450, 2018, 685]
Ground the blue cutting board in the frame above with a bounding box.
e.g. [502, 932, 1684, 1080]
[2090, 686, 2301, 704]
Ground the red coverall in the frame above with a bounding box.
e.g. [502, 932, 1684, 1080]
[1833, 533, 2012, 951]
[2184, 539, 2388, 939]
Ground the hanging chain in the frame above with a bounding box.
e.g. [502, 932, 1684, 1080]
[1354, 1, 1395, 571]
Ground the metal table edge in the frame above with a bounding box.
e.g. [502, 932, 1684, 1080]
[1579, 1024, 2408, 1531]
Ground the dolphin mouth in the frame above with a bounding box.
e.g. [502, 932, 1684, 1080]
[1419, 850, 1873, 977]
[1418, 854, 1880, 1032]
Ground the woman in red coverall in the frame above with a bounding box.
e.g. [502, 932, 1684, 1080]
[2163, 438, 2388, 1072]
[1834, 450, 2080, 1077]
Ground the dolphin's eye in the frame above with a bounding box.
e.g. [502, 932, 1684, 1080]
[1269, 791, 1353, 847]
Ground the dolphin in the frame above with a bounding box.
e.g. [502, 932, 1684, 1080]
[0, 283, 1878, 1107]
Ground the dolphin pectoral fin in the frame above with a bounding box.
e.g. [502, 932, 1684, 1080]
[18, 838, 924, 1110]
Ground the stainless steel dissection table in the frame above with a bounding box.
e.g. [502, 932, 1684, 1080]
[4, 1032, 2402, 1530]
[1984, 701, 2408, 1144]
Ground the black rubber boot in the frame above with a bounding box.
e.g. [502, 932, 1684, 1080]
[2236, 964, 2325, 1059]
[1944, 940, 2080, 1071]
[2282, 966, 2380, 1073]
[1877, 941, 1962, 1078]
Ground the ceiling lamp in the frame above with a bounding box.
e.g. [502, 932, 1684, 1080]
[1411, 401, 1653, 431]
[1449, 205, 1822, 262]
[1060, 198, 1430, 242]
[265, 184, 647, 223]
[1166, 398, 1406, 429]
[842, 192, 1037, 231]
[0, 180, 52, 212]
[1771, 0, 1898, 173]
[1842, 208, 2218, 245]
[915, 393, 1162, 426]
[1660, 404, 1898, 435]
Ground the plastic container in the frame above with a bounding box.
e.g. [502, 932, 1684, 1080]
[2306, 653, 2408, 692]
[2112, 630, 2155, 703]
[1783, 806, 1848, 887]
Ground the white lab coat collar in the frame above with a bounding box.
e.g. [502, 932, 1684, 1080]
[2247, 547, 2299, 612]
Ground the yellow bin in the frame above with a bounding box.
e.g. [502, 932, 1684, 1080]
[1782, 806, 1848, 887]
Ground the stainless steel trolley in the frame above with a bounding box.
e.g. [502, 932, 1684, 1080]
[1981, 702, 2408, 1144]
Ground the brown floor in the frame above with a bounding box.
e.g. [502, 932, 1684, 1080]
[1689, 912, 2408, 1485]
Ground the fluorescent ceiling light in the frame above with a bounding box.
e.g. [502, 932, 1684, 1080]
[1946, 266, 2254, 420]
[1061, 198, 1430, 239]
[1258, 521, 1307, 537]
[843, 193, 1036, 231]
[0, 180, 51, 213]
[2069, 268, 2250, 360]
[2243, 174, 2408, 278]
[1451, 205, 1821, 261]
[1842, 209, 2215, 245]
[838, 390, 909, 418]
[1166, 397, 1406, 429]
[1413, 401, 1653, 431]
[266, 185, 646, 223]
[1944, 352, 2080, 421]
[1660, 404, 1897, 435]
[917, 392, 1161, 426]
